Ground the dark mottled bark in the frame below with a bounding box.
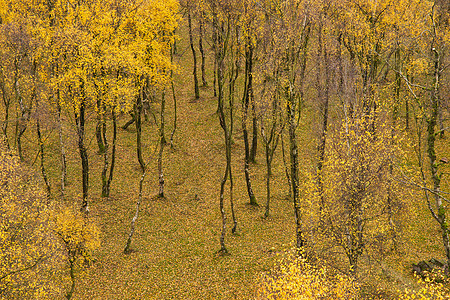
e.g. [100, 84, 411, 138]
[121, 112, 135, 130]
[66, 257, 76, 300]
[15, 57, 32, 161]
[101, 109, 109, 198]
[188, 10, 199, 99]
[103, 109, 117, 198]
[249, 47, 257, 163]
[199, 17, 207, 87]
[57, 100, 67, 199]
[95, 99, 106, 154]
[262, 118, 283, 218]
[36, 106, 51, 198]
[135, 91, 145, 172]
[0, 66, 11, 149]
[214, 13, 230, 254]
[281, 131, 292, 199]
[124, 169, 146, 254]
[242, 43, 257, 206]
[316, 21, 329, 219]
[76, 100, 89, 214]
[158, 90, 166, 198]
[425, 48, 450, 272]
[170, 46, 177, 148]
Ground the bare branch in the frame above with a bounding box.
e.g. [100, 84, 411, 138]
[0, 256, 46, 282]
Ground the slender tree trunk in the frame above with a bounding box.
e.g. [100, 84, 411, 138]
[103, 109, 117, 198]
[348, 252, 358, 277]
[228, 154, 236, 233]
[0, 71, 10, 149]
[281, 130, 292, 199]
[405, 71, 413, 131]
[288, 96, 303, 252]
[36, 104, 51, 198]
[367, 42, 380, 133]
[212, 23, 217, 99]
[172, 28, 177, 55]
[16, 117, 26, 161]
[158, 90, 166, 198]
[170, 46, 177, 148]
[405, 81, 410, 131]
[36, 108, 51, 199]
[121, 112, 135, 130]
[219, 144, 228, 254]
[262, 101, 282, 218]
[213, 57, 217, 98]
[316, 21, 329, 219]
[216, 17, 228, 254]
[76, 100, 89, 214]
[226, 118, 235, 233]
[124, 169, 147, 254]
[15, 57, 33, 161]
[438, 88, 445, 139]
[15, 58, 31, 161]
[427, 48, 450, 272]
[57, 100, 67, 199]
[243, 104, 257, 206]
[250, 105, 258, 163]
[248, 45, 257, 163]
[188, 10, 200, 99]
[14, 112, 18, 149]
[264, 143, 271, 218]
[95, 99, 106, 154]
[101, 111, 109, 197]
[135, 91, 145, 172]
[30, 59, 51, 197]
[228, 56, 238, 233]
[436, 0, 448, 138]
[242, 45, 257, 206]
[124, 85, 149, 253]
[66, 257, 76, 300]
[288, 20, 310, 255]
[199, 18, 207, 87]
[386, 45, 402, 249]
[218, 107, 228, 251]
[14, 58, 22, 157]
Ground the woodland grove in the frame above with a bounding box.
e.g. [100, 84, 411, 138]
[1, 0, 450, 299]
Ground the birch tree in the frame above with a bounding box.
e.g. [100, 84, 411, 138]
[259, 0, 312, 253]
[123, 0, 179, 253]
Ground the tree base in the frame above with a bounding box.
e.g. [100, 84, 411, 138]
[248, 201, 259, 207]
[123, 247, 137, 255]
[216, 248, 230, 257]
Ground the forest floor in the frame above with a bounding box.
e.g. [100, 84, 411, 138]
[15, 19, 449, 299]
[29, 28, 298, 299]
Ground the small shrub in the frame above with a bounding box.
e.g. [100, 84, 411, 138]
[258, 255, 359, 299]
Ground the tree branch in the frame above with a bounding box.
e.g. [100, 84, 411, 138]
[0, 256, 46, 282]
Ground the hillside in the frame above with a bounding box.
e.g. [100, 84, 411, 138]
[1, 0, 450, 299]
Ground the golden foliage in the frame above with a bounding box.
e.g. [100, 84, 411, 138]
[0, 0, 179, 113]
[399, 276, 450, 300]
[302, 112, 410, 273]
[53, 205, 100, 299]
[0, 142, 100, 299]
[0, 144, 64, 299]
[54, 207, 101, 264]
[258, 254, 359, 299]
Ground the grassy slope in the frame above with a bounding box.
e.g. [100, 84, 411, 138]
[11, 17, 450, 300]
